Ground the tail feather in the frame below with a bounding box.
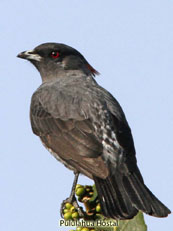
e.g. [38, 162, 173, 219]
[93, 172, 171, 220]
[123, 174, 152, 212]
[95, 179, 114, 218]
[104, 177, 130, 219]
[107, 176, 135, 217]
[94, 173, 138, 219]
[123, 173, 171, 217]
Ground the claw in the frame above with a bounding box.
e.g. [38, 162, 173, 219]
[60, 195, 85, 218]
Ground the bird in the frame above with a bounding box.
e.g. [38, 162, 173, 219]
[17, 42, 171, 220]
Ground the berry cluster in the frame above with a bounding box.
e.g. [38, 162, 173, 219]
[63, 184, 102, 221]
[62, 184, 104, 231]
[76, 184, 102, 219]
[63, 202, 79, 220]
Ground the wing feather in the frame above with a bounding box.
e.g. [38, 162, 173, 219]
[30, 88, 109, 178]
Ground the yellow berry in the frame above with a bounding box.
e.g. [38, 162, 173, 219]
[85, 187, 91, 192]
[65, 202, 72, 209]
[76, 227, 82, 231]
[76, 184, 82, 189]
[76, 187, 85, 196]
[81, 228, 90, 231]
[70, 206, 76, 212]
[63, 209, 69, 214]
[96, 204, 101, 212]
[64, 211, 72, 220]
[72, 211, 79, 219]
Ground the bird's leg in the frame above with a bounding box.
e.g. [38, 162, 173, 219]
[60, 171, 85, 217]
[69, 171, 79, 201]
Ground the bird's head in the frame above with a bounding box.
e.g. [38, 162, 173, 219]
[17, 43, 99, 82]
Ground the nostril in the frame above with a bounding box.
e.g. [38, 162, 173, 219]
[27, 50, 35, 55]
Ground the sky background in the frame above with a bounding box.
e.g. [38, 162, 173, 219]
[1, 1, 173, 230]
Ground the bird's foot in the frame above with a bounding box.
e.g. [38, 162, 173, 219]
[60, 195, 85, 218]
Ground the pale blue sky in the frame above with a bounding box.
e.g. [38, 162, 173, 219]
[1, 1, 172, 230]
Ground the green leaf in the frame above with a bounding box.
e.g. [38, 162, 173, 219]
[116, 212, 147, 231]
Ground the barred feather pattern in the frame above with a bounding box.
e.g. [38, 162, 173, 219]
[92, 102, 125, 171]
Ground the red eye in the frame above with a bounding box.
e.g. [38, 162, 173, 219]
[51, 51, 60, 59]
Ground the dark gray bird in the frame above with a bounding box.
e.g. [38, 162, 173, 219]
[17, 43, 170, 219]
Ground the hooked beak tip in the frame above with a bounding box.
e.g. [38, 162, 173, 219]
[17, 51, 27, 59]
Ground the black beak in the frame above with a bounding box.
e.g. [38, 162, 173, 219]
[17, 50, 42, 61]
[17, 51, 29, 59]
